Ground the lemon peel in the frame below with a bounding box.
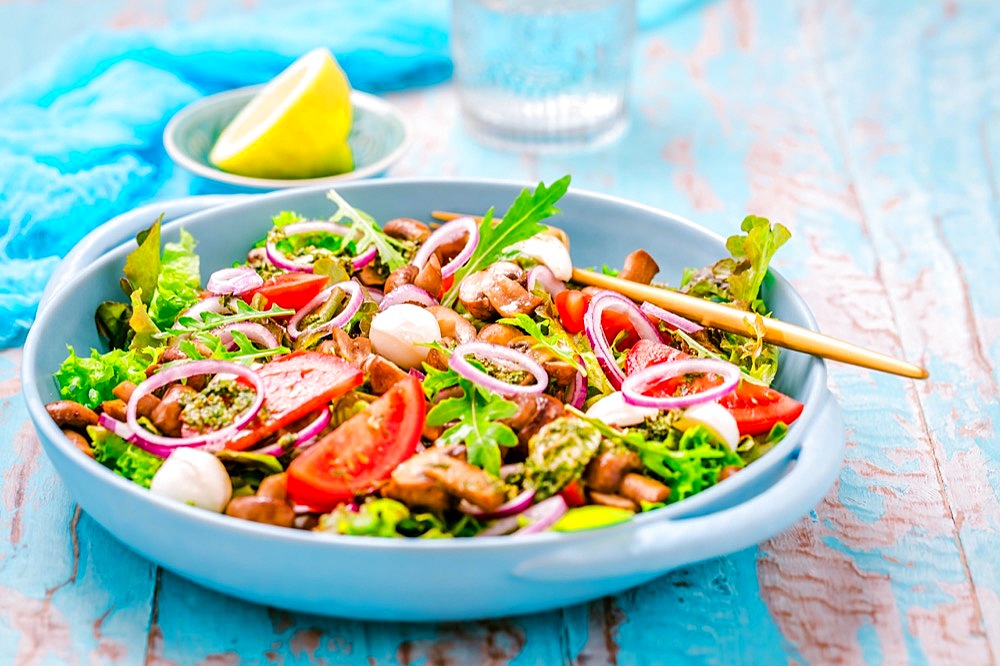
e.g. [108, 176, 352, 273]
[209, 47, 354, 179]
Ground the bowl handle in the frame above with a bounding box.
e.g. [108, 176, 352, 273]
[39, 194, 246, 311]
[513, 390, 844, 582]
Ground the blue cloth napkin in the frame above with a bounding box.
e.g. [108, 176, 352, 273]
[0, 0, 706, 348]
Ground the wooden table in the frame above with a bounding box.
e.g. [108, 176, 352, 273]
[2, 1, 997, 663]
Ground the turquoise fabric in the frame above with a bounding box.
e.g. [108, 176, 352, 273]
[0, 0, 705, 348]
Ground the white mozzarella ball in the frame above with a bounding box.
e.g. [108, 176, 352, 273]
[586, 391, 659, 427]
[674, 401, 740, 450]
[369, 303, 442, 370]
[511, 234, 573, 281]
[149, 448, 233, 512]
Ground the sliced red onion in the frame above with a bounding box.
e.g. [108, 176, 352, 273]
[411, 216, 479, 278]
[213, 322, 279, 350]
[408, 367, 426, 381]
[378, 283, 439, 311]
[512, 495, 569, 535]
[499, 462, 524, 480]
[449, 341, 548, 396]
[125, 360, 266, 457]
[265, 221, 350, 273]
[365, 287, 384, 305]
[640, 301, 704, 335]
[206, 266, 263, 295]
[460, 488, 536, 520]
[621, 358, 741, 411]
[254, 442, 285, 457]
[583, 290, 663, 390]
[286, 280, 363, 340]
[179, 296, 228, 321]
[97, 412, 136, 442]
[526, 265, 566, 296]
[567, 370, 587, 410]
[477, 515, 521, 537]
[293, 408, 331, 448]
[352, 245, 378, 270]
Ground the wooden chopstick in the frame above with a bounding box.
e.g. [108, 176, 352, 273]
[430, 210, 929, 379]
[573, 269, 928, 379]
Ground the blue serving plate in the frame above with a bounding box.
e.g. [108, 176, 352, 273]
[22, 179, 843, 621]
[163, 86, 411, 191]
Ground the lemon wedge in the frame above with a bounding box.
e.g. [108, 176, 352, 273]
[209, 47, 354, 179]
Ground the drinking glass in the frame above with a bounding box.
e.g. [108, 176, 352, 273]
[451, 0, 636, 152]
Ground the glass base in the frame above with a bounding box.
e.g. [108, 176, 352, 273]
[461, 109, 629, 154]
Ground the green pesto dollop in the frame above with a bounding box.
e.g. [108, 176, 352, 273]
[178, 378, 256, 433]
[524, 416, 602, 499]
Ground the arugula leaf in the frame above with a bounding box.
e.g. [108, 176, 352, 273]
[162, 299, 294, 338]
[497, 312, 582, 371]
[55, 346, 153, 409]
[442, 176, 571, 307]
[423, 366, 519, 476]
[326, 189, 408, 271]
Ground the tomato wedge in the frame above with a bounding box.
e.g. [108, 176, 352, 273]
[555, 290, 639, 347]
[243, 272, 329, 311]
[286, 375, 426, 511]
[225, 351, 363, 451]
[624, 340, 804, 436]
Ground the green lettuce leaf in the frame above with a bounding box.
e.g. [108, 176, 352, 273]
[87, 426, 163, 488]
[54, 346, 152, 409]
[148, 228, 201, 329]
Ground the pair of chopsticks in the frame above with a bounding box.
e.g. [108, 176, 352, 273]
[431, 211, 928, 380]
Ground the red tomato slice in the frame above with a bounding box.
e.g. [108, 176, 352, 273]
[555, 289, 588, 334]
[286, 375, 426, 511]
[225, 351, 363, 451]
[624, 340, 804, 436]
[558, 479, 586, 508]
[243, 272, 330, 311]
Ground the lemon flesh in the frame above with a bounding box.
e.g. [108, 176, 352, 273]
[209, 47, 354, 179]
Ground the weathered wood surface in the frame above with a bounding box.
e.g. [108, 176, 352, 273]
[1, 0, 997, 663]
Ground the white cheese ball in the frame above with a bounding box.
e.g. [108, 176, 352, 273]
[149, 448, 233, 512]
[675, 401, 740, 451]
[586, 391, 658, 428]
[369, 303, 442, 370]
[511, 233, 573, 281]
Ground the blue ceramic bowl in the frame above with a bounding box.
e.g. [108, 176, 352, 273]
[163, 86, 411, 191]
[22, 180, 844, 621]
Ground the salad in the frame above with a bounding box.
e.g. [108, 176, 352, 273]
[46, 176, 803, 537]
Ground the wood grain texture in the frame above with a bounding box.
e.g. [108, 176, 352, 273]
[1, 0, 997, 664]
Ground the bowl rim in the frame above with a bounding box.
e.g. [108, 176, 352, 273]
[162, 85, 412, 190]
[23, 177, 833, 554]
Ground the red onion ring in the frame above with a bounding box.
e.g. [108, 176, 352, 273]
[567, 370, 587, 409]
[212, 322, 279, 350]
[449, 342, 549, 396]
[582, 290, 663, 389]
[621, 358, 741, 411]
[378, 283, 439, 311]
[526, 265, 566, 296]
[640, 302, 704, 335]
[293, 408, 332, 449]
[411, 216, 479, 278]
[265, 221, 350, 273]
[97, 412, 136, 442]
[286, 281, 363, 340]
[179, 296, 228, 321]
[365, 287, 384, 305]
[460, 488, 536, 520]
[512, 495, 569, 535]
[206, 266, 263, 295]
[125, 360, 266, 458]
[352, 245, 378, 270]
